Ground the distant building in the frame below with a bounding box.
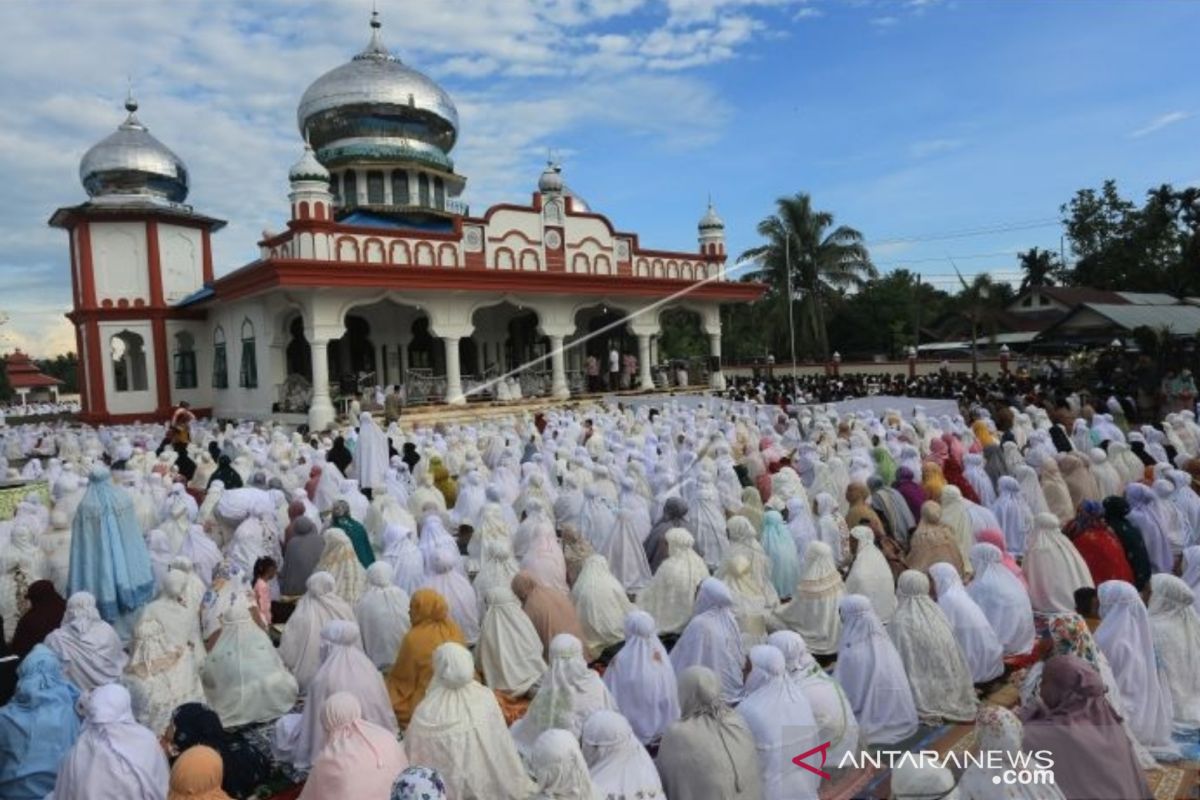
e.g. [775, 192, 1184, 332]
[4, 350, 63, 405]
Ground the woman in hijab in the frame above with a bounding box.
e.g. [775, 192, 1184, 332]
[208, 456, 242, 490]
[123, 617, 205, 736]
[844, 482, 885, 538]
[419, 549, 478, 645]
[298, 692, 407, 800]
[511, 570, 587, 660]
[326, 436, 353, 477]
[929, 562, 1004, 684]
[834, 594, 919, 745]
[907, 501, 965, 576]
[405, 642, 534, 799]
[1093, 580, 1177, 758]
[43, 590, 126, 692]
[330, 500, 375, 569]
[891, 762, 962, 800]
[601, 609, 679, 745]
[69, 466, 157, 623]
[889, 570, 978, 723]
[315, 528, 368, 606]
[1146, 574, 1200, 732]
[377, 522, 425, 597]
[669, 578, 747, 704]
[960, 705, 1067, 800]
[844, 526, 897, 624]
[738, 645, 822, 800]
[775, 540, 845, 655]
[511, 631, 617, 753]
[356, 562, 411, 670]
[581, 710, 663, 799]
[0, 645, 81, 799]
[721, 515, 779, 606]
[760, 509, 801, 599]
[279, 571, 356, 691]
[386, 588, 465, 727]
[993, 475, 1034, 558]
[1037, 456, 1075, 524]
[200, 560, 254, 643]
[656, 665, 762, 800]
[1063, 501, 1135, 586]
[519, 519, 569, 596]
[1125, 482, 1176, 574]
[9, 579, 65, 659]
[768, 630, 860, 762]
[51, 683, 170, 800]
[814, 492, 851, 567]
[921, 461, 948, 503]
[638, 528, 708, 636]
[963, 453, 996, 507]
[279, 516, 324, 597]
[570, 554, 632, 657]
[476, 585, 546, 697]
[1102, 496, 1153, 591]
[166, 704, 270, 800]
[529, 729, 600, 800]
[390, 766, 446, 800]
[1021, 655, 1152, 800]
[1024, 513, 1096, 614]
[1059, 452, 1101, 509]
[201, 605, 298, 728]
[967, 543, 1035, 657]
[166, 745, 230, 800]
[977, 527, 1027, 586]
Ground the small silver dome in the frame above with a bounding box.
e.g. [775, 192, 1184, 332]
[538, 161, 563, 193]
[79, 97, 189, 203]
[297, 13, 459, 169]
[699, 201, 724, 231]
[289, 142, 330, 182]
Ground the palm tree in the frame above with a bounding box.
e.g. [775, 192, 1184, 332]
[740, 193, 876, 359]
[951, 267, 1005, 375]
[1017, 247, 1061, 291]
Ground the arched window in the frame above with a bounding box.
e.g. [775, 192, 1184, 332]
[418, 173, 430, 206]
[434, 177, 445, 209]
[366, 170, 385, 204]
[391, 169, 409, 205]
[238, 319, 257, 388]
[110, 330, 148, 392]
[173, 331, 197, 389]
[212, 326, 228, 389]
[342, 170, 358, 206]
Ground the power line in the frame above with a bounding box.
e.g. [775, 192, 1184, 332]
[872, 248, 1058, 267]
[865, 218, 1061, 247]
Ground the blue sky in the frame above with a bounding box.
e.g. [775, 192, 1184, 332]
[0, 0, 1196, 355]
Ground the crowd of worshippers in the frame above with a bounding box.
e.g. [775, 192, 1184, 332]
[2, 397, 1200, 800]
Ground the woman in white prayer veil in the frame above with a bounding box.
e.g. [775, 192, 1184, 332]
[963, 452, 996, 506]
[146, 528, 174, 592]
[178, 524, 221, 588]
[408, 472, 447, 519]
[476, 585, 546, 696]
[420, 548, 479, 645]
[355, 562, 411, 670]
[139, 570, 206, 671]
[892, 762, 961, 800]
[553, 473, 585, 531]
[889, 570, 977, 723]
[529, 728, 602, 800]
[832, 594, 919, 745]
[928, 562, 1004, 684]
[1108, 441, 1146, 486]
[50, 683, 169, 800]
[313, 463, 344, 514]
[1024, 512, 1096, 614]
[202, 604, 298, 727]
[669, 578, 747, 704]
[689, 478, 730, 570]
[992, 475, 1034, 558]
[351, 412, 389, 493]
[314, 528, 368, 605]
[1094, 579, 1179, 759]
[786, 495, 819, 561]
[570, 554, 633, 656]
[226, 515, 269, 576]
[274, 620, 396, 770]
[450, 470, 486, 530]
[581, 710, 664, 800]
[1014, 463, 1052, 517]
[467, 502, 512, 569]
[43, 591, 127, 692]
[937, 485, 976, 566]
[519, 518, 569, 596]
[844, 526, 897, 624]
[738, 645, 821, 800]
[417, 510, 460, 574]
[1088, 447, 1124, 499]
[767, 630, 859, 763]
[279, 571, 356, 693]
[513, 497, 553, 562]
[122, 616, 204, 736]
[967, 543, 1035, 657]
[404, 643, 531, 798]
[595, 505, 652, 593]
[774, 541, 845, 655]
[577, 483, 617, 551]
[363, 492, 411, 551]
[1037, 456, 1075, 524]
[1147, 574, 1200, 731]
[961, 704, 1068, 800]
[511, 632, 618, 754]
[1184, 544, 1200, 613]
[815, 492, 850, 567]
[379, 521, 425, 595]
[602, 609, 679, 745]
[721, 515, 780, 604]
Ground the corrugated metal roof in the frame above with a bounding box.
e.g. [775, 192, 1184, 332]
[1114, 292, 1180, 305]
[1078, 303, 1200, 333]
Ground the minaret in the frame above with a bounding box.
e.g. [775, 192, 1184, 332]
[698, 198, 725, 256]
[288, 138, 333, 222]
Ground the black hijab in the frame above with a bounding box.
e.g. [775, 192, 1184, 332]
[170, 703, 272, 798]
[208, 455, 242, 489]
[327, 436, 353, 476]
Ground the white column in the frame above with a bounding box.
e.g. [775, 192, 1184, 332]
[708, 332, 726, 390]
[475, 339, 486, 374]
[637, 334, 654, 390]
[443, 337, 465, 404]
[649, 336, 659, 366]
[308, 339, 336, 430]
[549, 335, 569, 399]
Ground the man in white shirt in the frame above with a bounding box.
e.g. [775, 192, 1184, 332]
[608, 347, 620, 390]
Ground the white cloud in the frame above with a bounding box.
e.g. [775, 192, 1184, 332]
[0, 0, 802, 356]
[1128, 110, 1191, 139]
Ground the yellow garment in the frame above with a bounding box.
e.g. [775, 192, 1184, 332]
[971, 420, 997, 448]
[921, 462, 947, 503]
[386, 589, 465, 727]
[168, 746, 231, 800]
[429, 458, 458, 507]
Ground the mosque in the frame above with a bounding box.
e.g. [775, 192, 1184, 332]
[50, 12, 760, 431]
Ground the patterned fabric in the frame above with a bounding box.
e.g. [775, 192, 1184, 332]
[391, 766, 447, 800]
[0, 482, 49, 521]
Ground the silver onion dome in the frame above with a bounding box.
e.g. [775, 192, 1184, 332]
[538, 161, 563, 193]
[289, 142, 330, 182]
[699, 201, 724, 231]
[297, 12, 459, 170]
[79, 96, 189, 203]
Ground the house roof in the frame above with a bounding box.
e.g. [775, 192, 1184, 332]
[1038, 302, 1200, 339]
[4, 350, 63, 388]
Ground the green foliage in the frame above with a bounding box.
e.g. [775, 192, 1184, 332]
[658, 309, 708, 360]
[37, 352, 78, 393]
[1017, 247, 1064, 290]
[823, 269, 950, 358]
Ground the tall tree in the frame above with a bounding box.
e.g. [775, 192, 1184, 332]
[1017, 247, 1062, 290]
[740, 193, 876, 359]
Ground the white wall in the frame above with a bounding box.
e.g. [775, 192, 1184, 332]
[159, 224, 204, 303]
[208, 298, 277, 419]
[91, 221, 149, 305]
[97, 320, 157, 416]
[165, 319, 212, 409]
